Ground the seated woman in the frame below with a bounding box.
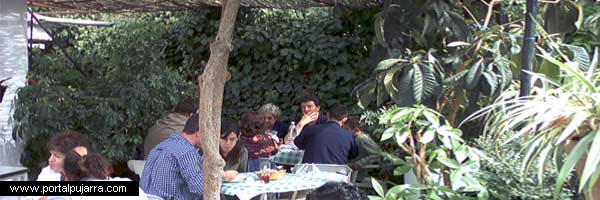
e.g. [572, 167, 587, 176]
[62, 146, 148, 200]
[258, 103, 289, 142]
[344, 116, 382, 171]
[239, 112, 277, 172]
[220, 119, 248, 181]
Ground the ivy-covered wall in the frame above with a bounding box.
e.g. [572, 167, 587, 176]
[15, 8, 376, 178]
[167, 8, 376, 120]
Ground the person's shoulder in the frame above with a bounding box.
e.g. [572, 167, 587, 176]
[303, 123, 322, 132]
[37, 166, 62, 181]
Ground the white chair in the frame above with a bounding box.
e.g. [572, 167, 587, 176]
[127, 160, 146, 176]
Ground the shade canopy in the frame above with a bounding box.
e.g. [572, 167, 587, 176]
[29, 0, 383, 13]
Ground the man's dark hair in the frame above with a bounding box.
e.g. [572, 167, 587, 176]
[183, 113, 200, 135]
[47, 130, 90, 154]
[299, 94, 320, 107]
[173, 98, 198, 115]
[306, 182, 367, 200]
[327, 104, 348, 121]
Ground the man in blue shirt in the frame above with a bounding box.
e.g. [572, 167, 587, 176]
[287, 95, 327, 140]
[141, 113, 204, 200]
[294, 104, 358, 164]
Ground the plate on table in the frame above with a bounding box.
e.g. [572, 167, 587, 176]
[225, 173, 257, 183]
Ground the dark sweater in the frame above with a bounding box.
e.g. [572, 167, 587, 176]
[294, 121, 358, 164]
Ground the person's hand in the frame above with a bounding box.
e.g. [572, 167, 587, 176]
[39, 197, 49, 200]
[299, 112, 318, 126]
[223, 170, 238, 181]
[348, 163, 361, 171]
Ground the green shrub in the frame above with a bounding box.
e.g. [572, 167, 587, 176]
[474, 135, 579, 199]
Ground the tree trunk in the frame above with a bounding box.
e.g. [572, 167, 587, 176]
[197, 0, 241, 200]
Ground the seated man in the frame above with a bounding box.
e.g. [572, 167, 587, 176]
[285, 94, 328, 143]
[140, 114, 204, 200]
[144, 98, 198, 158]
[294, 104, 358, 164]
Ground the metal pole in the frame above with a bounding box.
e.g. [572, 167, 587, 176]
[519, 0, 537, 97]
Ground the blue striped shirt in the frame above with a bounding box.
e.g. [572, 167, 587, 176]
[140, 134, 204, 200]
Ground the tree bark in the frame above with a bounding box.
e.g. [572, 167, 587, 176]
[197, 0, 241, 199]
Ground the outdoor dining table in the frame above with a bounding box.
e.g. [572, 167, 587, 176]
[220, 172, 332, 200]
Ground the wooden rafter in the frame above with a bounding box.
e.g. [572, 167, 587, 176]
[28, 0, 383, 13]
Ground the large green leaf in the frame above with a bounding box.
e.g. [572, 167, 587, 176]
[396, 68, 416, 106]
[465, 59, 484, 90]
[562, 44, 590, 71]
[539, 59, 561, 81]
[353, 78, 377, 109]
[579, 129, 600, 192]
[384, 67, 402, 103]
[544, 0, 583, 35]
[539, 51, 596, 92]
[372, 177, 385, 197]
[374, 12, 388, 48]
[412, 64, 424, 103]
[377, 59, 405, 71]
[554, 133, 594, 198]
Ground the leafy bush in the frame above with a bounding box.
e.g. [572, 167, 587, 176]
[16, 8, 375, 178]
[367, 105, 491, 200]
[167, 8, 375, 120]
[474, 135, 579, 199]
[15, 13, 192, 178]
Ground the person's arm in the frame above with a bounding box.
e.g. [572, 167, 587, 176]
[348, 137, 359, 160]
[178, 150, 204, 195]
[294, 126, 313, 150]
[238, 148, 248, 172]
[295, 112, 318, 135]
[361, 135, 382, 155]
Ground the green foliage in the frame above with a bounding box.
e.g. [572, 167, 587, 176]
[167, 8, 374, 120]
[565, 1, 600, 53]
[463, 45, 599, 198]
[368, 105, 490, 199]
[475, 134, 578, 199]
[354, 0, 523, 126]
[354, 50, 444, 108]
[543, 0, 583, 36]
[16, 13, 190, 177]
[16, 9, 375, 178]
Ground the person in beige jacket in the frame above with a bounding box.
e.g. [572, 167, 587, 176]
[143, 98, 197, 158]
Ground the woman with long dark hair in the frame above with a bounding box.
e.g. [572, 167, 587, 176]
[239, 112, 277, 172]
[220, 119, 248, 173]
